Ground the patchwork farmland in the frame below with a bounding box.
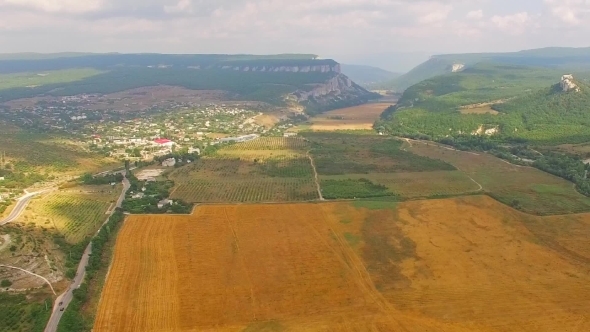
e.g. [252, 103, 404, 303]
[94, 197, 590, 331]
[406, 140, 590, 215]
[169, 137, 319, 203]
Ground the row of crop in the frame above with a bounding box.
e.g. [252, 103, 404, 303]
[171, 179, 319, 203]
[223, 137, 309, 151]
[170, 156, 314, 179]
[34, 193, 112, 243]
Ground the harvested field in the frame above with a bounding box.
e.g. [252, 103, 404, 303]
[309, 103, 392, 131]
[95, 198, 590, 331]
[407, 141, 590, 215]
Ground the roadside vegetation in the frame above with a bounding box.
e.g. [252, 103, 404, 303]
[56, 211, 125, 332]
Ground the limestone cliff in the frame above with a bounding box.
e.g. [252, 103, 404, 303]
[560, 74, 581, 92]
[216, 64, 341, 73]
[289, 74, 378, 114]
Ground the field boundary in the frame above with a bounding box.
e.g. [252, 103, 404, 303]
[307, 150, 324, 201]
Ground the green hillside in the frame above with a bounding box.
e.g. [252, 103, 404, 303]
[395, 63, 571, 111]
[378, 64, 590, 144]
[382, 47, 590, 92]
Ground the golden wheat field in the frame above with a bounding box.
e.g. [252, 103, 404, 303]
[309, 103, 392, 131]
[94, 197, 590, 331]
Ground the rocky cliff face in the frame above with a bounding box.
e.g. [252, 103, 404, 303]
[451, 64, 465, 72]
[560, 74, 581, 92]
[190, 64, 341, 73]
[289, 74, 377, 113]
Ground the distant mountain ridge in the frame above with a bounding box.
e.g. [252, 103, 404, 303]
[381, 47, 590, 92]
[0, 53, 376, 114]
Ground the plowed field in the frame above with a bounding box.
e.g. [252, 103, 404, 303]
[95, 198, 590, 331]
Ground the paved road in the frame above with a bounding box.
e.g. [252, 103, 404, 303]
[0, 189, 55, 226]
[44, 176, 130, 332]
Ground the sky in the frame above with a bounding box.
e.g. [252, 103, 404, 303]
[0, 0, 589, 71]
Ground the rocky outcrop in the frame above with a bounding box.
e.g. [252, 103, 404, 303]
[561, 75, 581, 92]
[451, 64, 465, 72]
[289, 74, 377, 113]
[292, 74, 357, 102]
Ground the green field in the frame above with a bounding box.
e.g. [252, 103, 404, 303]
[303, 132, 456, 175]
[321, 171, 481, 199]
[0, 122, 117, 184]
[0, 68, 102, 91]
[407, 141, 590, 215]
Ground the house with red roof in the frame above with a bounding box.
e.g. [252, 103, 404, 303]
[153, 138, 175, 148]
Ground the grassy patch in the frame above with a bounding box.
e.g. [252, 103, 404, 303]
[303, 132, 456, 176]
[344, 232, 361, 247]
[321, 178, 395, 200]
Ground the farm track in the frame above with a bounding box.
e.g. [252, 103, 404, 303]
[307, 150, 324, 201]
[0, 264, 56, 294]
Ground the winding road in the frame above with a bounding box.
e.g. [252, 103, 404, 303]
[44, 176, 130, 332]
[0, 189, 55, 226]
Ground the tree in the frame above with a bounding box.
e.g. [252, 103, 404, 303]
[1, 279, 12, 287]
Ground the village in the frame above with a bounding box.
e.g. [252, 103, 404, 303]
[1, 96, 299, 162]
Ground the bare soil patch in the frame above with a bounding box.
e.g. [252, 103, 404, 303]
[310, 103, 393, 131]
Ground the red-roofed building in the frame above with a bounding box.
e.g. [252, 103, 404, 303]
[153, 138, 175, 148]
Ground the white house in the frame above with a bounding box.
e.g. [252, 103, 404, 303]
[162, 158, 176, 167]
[157, 199, 173, 209]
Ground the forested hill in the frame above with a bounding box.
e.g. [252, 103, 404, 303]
[393, 62, 579, 112]
[382, 47, 590, 92]
[0, 53, 378, 112]
[377, 67, 590, 144]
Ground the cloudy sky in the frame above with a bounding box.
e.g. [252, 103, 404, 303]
[0, 0, 589, 71]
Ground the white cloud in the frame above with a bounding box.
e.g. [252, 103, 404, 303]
[491, 12, 531, 33]
[545, 0, 590, 25]
[0, 0, 589, 67]
[164, 0, 192, 14]
[467, 9, 483, 20]
[0, 0, 103, 13]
